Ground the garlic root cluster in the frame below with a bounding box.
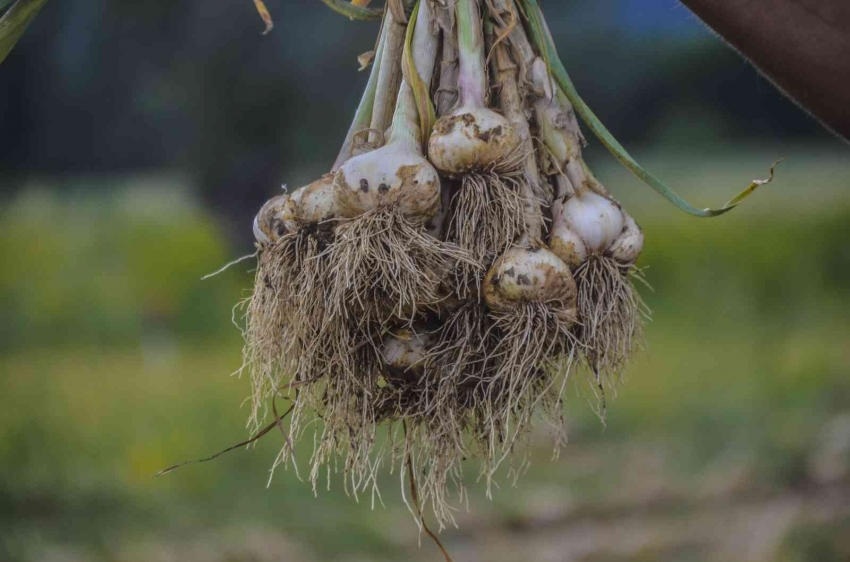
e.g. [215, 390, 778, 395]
[243, 0, 647, 528]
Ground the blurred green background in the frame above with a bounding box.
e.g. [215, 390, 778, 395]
[1, 1, 849, 561]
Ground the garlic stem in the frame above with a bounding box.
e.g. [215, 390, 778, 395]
[456, 0, 487, 108]
[333, 18, 389, 171]
[334, 1, 441, 221]
[388, 0, 439, 149]
[488, 0, 591, 203]
[503, 0, 550, 95]
[537, 80, 590, 197]
[580, 159, 612, 199]
[435, 24, 459, 115]
[428, 1, 520, 174]
[488, 2, 548, 206]
[369, 8, 406, 144]
[492, 39, 542, 240]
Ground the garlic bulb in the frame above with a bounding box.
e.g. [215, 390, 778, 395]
[560, 190, 624, 254]
[252, 191, 299, 245]
[484, 244, 577, 320]
[428, 0, 520, 176]
[381, 329, 432, 376]
[334, 0, 441, 224]
[334, 141, 442, 223]
[296, 174, 339, 226]
[609, 213, 644, 265]
[252, 173, 340, 246]
[549, 198, 588, 270]
[428, 106, 520, 175]
[540, 99, 641, 268]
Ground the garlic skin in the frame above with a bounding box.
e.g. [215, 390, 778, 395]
[561, 191, 624, 254]
[483, 244, 578, 322]
[381, 329, 432, 375]
[609, 213, 644, 265]
[297, 174, 338, 225]
[280, 188, 303, 232]
[334, 142, 441, 224]
[549, 198, 588, 270]
[253, 193, 294, 245]
[253, 180, 331, 246]
[253, 214, 272, 246]
[428, 107, 521, 176]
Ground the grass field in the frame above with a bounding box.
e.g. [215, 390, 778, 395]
[2, 148, 849, 562]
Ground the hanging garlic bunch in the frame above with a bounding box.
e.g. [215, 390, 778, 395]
[239, 0, 775, 530]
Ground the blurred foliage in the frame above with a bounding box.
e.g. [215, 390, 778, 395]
[0, 180, 249, 351]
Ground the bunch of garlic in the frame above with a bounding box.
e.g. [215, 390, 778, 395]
[243, 0, 652, 528]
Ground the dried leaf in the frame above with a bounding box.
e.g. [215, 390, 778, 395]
[486, 0, 517, 64]
[253, 0, 273, 35]
[319, 0, 382, 20]
[722, 160, 782, 210]
[388, 0, 408, 24]
[357, 49, 375, 71]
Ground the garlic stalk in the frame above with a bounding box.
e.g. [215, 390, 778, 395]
[435, 18, 459, 117]
[539, 89, 641, 269]
[333, 16, 389, 171]
[368, 8, 406, 145]
[478, 39, 578, 483]
[490, 23, 543, 241]
[482, 41, 575, 317]
[427, 0, 528, 297]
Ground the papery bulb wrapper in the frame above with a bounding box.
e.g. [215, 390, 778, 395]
[334, 143, 441, 223]
[484, 245, 578, 322]
[298, 175, 339, 225]
[561, 191, 624, 254]
[609, 213, 644, 265]
[428, 107, 521, 176]
[382, 329, 432, 376]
